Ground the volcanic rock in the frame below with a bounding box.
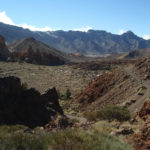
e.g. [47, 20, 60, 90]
[0, 76, 63, 127]
[0, 35, 10, 60]
[76, 68, 130, 108]
[132, 99, 150, 150]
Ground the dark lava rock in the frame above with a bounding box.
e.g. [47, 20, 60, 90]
[0, 76, 63, 127]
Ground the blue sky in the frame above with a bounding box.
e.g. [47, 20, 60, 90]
[0, 0, 150, 39]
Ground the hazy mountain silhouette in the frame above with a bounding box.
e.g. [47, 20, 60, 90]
[1, 22, 150, 56]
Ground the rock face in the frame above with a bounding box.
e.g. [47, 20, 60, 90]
[76, 68, 129, 109]
[134, 57, 150, 80]
[0, 35, 6, 49]
[45, 115, 72, 130]
[9, 37, 67, 64]
[0, 76, 63, 127]
[0, 35, 10, 60]
[12, 45, 65, 66]
[0, 34, 66, 66]
[139, 100, 150, 121]
[132, 99, 150, 150]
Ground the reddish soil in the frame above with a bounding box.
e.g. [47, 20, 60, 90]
[75, 67, 139, 111]
[130, 99, 150, 150]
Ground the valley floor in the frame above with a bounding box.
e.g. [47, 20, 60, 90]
[0, 62, 101, 96]
[1, 59, 150, 150]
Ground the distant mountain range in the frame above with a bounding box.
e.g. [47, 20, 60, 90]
[0, 22, 150, 56]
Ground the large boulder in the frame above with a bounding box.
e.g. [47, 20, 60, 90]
[0, 76, 63, 127]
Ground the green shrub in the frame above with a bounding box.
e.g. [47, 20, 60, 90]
[17, 56, 22, 64]
[57, 90, 62, 99]
[64, 88, 71, 100]
[84, 106, 130, 122]
[22, 82, 28, 90]
[97, 106, 130, 122]
[0, 129, 133, 150]
[0, 124, 27, 135]
[83, 111, 97, 121]
[0, 133, 48, 150]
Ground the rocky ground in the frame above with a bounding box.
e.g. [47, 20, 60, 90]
[0, 62, 102, 97]
[1, 56, 150, 150]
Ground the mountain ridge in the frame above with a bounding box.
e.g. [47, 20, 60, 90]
[1, 22, 150, 55]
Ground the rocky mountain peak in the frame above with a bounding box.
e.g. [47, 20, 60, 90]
[121, 30, 138, 38]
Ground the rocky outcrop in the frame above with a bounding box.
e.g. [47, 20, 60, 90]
[138, 100, 150, 121]
[45, 115, 72, 130]
[134, 57, 150, 80]
[76, 68, 129, 108]
[0, 34, 66, 66]
[0, 35, 6, 49]
[9, 45, 65, 65]
[0, 76, 63, 127]
[9, 36, 67, 65]
[132, 99, 150, 150]
[0, 35, 10, 60]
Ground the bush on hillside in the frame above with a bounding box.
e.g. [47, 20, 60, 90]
[63, 88, 71, 100]
[96, 105, 130, 122]
[84, 106, 130, 122]
[83, 111, 97, 122]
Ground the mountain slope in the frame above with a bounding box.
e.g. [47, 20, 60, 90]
[1, 22, 150, 55]
[0, 34, 66, 66]
[9, 37, 67, 61]
[118, 48, 150, 59]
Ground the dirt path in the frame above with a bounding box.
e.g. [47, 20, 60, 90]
[66, 114, 87, 124]
[123, 65, 150, 113]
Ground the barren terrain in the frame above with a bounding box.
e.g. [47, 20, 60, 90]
[0, 62, 102, 96]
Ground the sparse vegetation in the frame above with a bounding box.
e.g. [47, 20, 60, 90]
[64, 88, 71, 100]
[17, 56, 22, 64]
[83, 111, 97, 122]
[0, 127, 133, 150]
[96, 106, 130, 122]
[84, 106, 130, 122]
[22, 82, 28, 90]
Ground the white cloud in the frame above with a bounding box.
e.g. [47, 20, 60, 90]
[143, 35, 150, 40]
[20, 23, 53, 31]
[119, 29, 126, 35]
[0, 11, 53, 31]
[73, 26, 92, 32]
[0, 11, 93, 32]
[0, 11, 15, 25]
